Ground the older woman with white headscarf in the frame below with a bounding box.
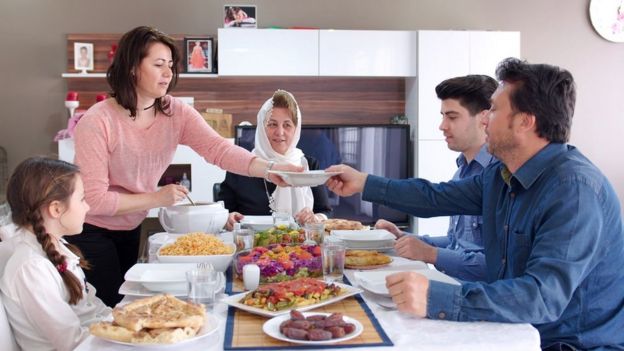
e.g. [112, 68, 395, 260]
[219, 90, 331, 230]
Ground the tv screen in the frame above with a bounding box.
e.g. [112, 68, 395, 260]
[234, 124, 412, 227]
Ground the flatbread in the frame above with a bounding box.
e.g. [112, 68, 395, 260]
[345, 250, 392, 268]
[323, 218, 364, 233]
[112, 294, 205, 332]
[90, 294, 206, 345]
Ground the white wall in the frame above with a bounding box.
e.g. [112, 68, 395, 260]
[0, 0, 622, 211]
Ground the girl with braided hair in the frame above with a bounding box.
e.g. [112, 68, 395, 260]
[0, 157, 110, 351]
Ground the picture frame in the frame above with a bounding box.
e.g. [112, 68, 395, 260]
[74, 42, 94, 73]
[224, 5, 257, 28]
[184, 37, 214, 73]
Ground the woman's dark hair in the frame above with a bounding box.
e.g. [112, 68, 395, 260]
[6, 157, 88, 305]
[107, 26, 179, 118]
[495, 57, 575, 143]
[435, 74, 498, 116]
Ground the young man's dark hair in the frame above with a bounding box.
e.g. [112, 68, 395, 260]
[435, 75, 498, 116]
[495, 57, 575, 143]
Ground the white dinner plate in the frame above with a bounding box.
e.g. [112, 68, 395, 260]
[331, 229, 395, 241]
[354, 269, 460, 297]
[268, 170, 342, 187]
[92, 313, 219, 348]
[222, 282, 362, 317]
[119, 273, 225, 297]
[125, 263, 197, 292]
[262, 312, 363, 345]
[240, 215, 274, 231]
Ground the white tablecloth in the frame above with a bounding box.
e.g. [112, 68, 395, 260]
[76, 235, 541, 350]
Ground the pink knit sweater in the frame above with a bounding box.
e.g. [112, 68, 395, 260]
[73, 96, 254, 230]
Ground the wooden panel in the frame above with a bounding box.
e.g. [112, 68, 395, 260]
[66, 34, 405, 126]
[66, 76, 405, 126]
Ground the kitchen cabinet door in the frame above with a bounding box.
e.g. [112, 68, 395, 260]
[319, 30, 417, 77]
[469, 31, 521, 77]
[218, 28, 319, 76]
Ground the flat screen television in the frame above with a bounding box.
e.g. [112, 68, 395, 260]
[234, 124, 412, 227]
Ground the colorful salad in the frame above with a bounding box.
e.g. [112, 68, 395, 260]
[253, 225, 306, 247]
[236, 244, 322, 283]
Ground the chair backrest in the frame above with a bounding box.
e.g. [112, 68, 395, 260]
[0, 293, 20, 351]
[0, 241, 20, 351]
[213, 183, 222, 202]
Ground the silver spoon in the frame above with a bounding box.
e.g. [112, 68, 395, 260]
[185, 193, 196, 206]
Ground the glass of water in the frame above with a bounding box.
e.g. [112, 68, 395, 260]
[186, 268, 219, 310]
[304, 222, 325, 245]
[322, 239, 346, 284]
[234, 228, 254, 252]
[272, 211, 292, 227]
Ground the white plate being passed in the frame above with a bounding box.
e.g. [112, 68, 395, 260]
[354, 269, 460, 297]
[240, 215, 274, 231]
[222, 282, 362, 318]
[332, 229, 395, 249]
[262, 312, 363, 345]
[268, 170, 342, 187]
[93, 313, 219, 349]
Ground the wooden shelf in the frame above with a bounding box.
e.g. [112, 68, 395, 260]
[62, 73, 218, 78]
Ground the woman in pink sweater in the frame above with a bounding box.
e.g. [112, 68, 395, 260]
[68, 26, 297, 306]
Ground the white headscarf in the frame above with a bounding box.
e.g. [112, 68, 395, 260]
[252, 91, 314, 215]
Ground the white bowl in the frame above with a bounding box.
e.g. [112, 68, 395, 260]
[158, 202, 228, 234]
[156, 242, 236, 272]
[240, 215, 274, 231]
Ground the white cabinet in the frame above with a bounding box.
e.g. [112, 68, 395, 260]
[319, 30, 417, 77]
[218, 28, 319, 76]
[408, 30, 520, 235]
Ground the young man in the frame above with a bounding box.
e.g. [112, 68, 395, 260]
[326, 58, 624, 350]
[376, 75, 497, 281]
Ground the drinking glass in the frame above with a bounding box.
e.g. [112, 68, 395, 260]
[234, 228, 255, 252]
[304, 222, 325, 245]
[272, 211, 292, 227]
[322, 239, 346, 283]
[186, 268, 219, 309]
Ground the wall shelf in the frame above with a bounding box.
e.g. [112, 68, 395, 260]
[62, 73, 219, 78]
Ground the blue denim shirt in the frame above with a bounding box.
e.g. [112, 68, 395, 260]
[363, 143, 624, 350]
[420, 144, 496, 281]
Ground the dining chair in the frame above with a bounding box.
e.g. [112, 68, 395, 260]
[0, 240, 20, 351]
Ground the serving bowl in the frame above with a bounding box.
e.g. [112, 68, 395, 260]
[158, 202, 228, 234]
[156, 242, 236, 272]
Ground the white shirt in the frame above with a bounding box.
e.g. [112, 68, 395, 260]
[0, 229, 111, 351]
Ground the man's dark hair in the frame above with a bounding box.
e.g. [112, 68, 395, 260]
[107, 26, 179, 118]
[435, 74, 498, 116]
[495, 57, 575, 143]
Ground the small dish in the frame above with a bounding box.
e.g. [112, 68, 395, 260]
[262, 312, 363, 345]
[124, 263, 197, 293]
[268, 170, 342, 187]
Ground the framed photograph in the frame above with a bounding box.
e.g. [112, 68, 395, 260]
[74, 42, 94, 72]
[184, 37, 214, 73]
[224, 5, 257, 28]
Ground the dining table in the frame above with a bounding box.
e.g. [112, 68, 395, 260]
[75, 232, 541, 351]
